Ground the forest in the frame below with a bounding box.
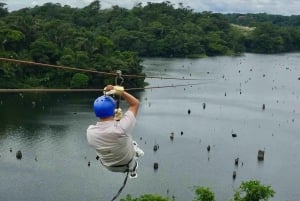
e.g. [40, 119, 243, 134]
[0, 0, 300, 89]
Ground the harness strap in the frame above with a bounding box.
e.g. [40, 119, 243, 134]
[111, 171, 129, 201]
[96, 155, 133, 170]
[96, 155, 133, 201]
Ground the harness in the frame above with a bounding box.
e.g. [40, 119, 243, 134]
[96, 155, 134, 172]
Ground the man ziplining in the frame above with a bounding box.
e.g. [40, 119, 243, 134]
[86, 85, 144, 178]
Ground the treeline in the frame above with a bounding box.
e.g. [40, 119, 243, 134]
[0, 1, 145, 89]
[225, 13, 300, 53]
[225, 13, 300, 27]
[1, 1, 300, 88]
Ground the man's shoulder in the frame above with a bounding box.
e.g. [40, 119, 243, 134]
[87, 124, 96, 130]
[87, 124, 101, 134]
[124, 110, 135, 118]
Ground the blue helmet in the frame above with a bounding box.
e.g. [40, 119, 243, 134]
[93, 95, 116, 118]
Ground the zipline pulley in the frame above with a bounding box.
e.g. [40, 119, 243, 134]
[115, 70, 124, 86]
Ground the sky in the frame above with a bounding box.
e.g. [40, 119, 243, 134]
[1, 0, 300, 16]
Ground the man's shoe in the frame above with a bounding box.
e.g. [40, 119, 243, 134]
[129, 161, 138, 179]
[133, 141, 144, 157]
[129, 171, 138, 179]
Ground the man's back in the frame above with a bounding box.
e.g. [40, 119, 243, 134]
[87, 110, 136, 167]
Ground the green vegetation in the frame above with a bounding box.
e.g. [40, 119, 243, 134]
[194, 187, 215, 201]
[225, 13, 300, 27]
[233, 180, 275, 201]
[119, 180, 275, 201]
[1, 1, 300, 89]
[0, 1, 145, 89]
[121, 194, 172, 201]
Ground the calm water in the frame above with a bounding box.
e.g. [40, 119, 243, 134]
[0, 53, 299, 201]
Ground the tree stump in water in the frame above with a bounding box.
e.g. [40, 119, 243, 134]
[170, 132, 174, 140]
[233, 171, 237, 179]
[257, 150, 265, 161]
[207, 145, 211, 152]
[16, 150, 22, 160]
[235, 158, 239, 166]
[153, 162, 159, 170]
[153, 144, 159, 152]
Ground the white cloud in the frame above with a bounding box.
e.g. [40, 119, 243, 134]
[1, 0, 300, 15]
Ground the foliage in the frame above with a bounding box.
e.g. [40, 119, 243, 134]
[233, 180, 275, 201]
[0, 2, 8, 17]
[120, 194, 172, 201]
[194, 187, 215, 201]
[70, 73, 89, 88]
[1, 1, 300, 88]
[119, 180, 275, 201]
[225, 13, 300, 27]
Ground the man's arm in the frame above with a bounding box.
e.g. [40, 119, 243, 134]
[104, 85, 140, 117]
[121, 91, 139, 117]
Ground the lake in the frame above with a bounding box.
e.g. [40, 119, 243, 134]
[0, 53, 299, 201]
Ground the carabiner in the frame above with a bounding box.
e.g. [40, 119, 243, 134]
[115, 70, 124, 86]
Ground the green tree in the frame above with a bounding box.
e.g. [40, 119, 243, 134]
[194, 187, 215, 201]
[30, 38, 59, 63]
[233, 180, 275, 201]
[204, 31, 230, 56]
[93, 35, 114, 55]
[120, 194, 171, 201]
[0, 2, 8, 17]
[248, 22, 285, 53]
[290, 27, 300, 50]
[70, 73, 89, 88]
[0, 28, 25, 51]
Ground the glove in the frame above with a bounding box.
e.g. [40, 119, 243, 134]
[113, 85, 124, 96]
[114, 108, 123, 120]
[104, 85, 124, 96]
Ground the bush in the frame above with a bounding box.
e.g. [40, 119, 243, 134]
[194, 187, 215, 201]
[121, 194, 172, 201]
[70, 73, 89, 88]
[233, 180, 275, 201]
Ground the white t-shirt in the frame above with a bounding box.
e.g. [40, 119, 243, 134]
[86, 111, 136, 167]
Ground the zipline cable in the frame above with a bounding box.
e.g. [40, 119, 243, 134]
[0, 82, 204, 93]
[0, 57, 115, 76]
[0, 57, 204, 81]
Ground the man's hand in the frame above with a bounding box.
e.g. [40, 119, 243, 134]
[113, 85, 124, 96]
[114, 108, 123, 120]
[104, 85, 124, 96]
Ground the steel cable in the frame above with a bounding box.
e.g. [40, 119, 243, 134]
[0, 57, 203, 81]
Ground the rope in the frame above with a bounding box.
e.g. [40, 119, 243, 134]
[0, 57, 115, 76]
[0, 88, 102, 93]
[111, 172, 129, 201]
[126, 82, 205, 91]
[0, 57, 203, 81]
[0, 82, 204, 93]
